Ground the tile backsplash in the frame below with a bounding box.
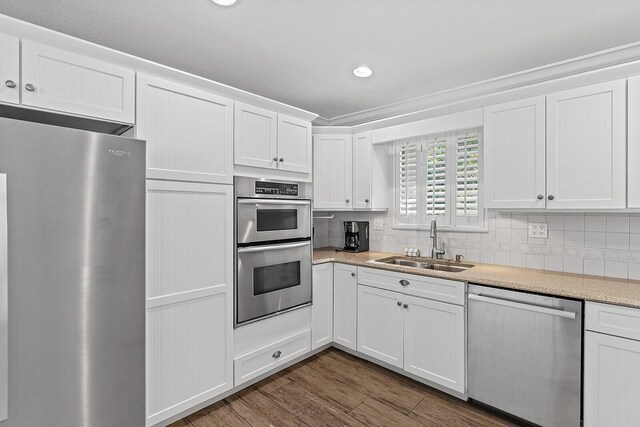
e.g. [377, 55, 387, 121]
[313, 210, 640, 280]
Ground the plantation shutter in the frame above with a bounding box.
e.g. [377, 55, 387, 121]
[425, 136, 447, 216]
[456, 131, 480, 216]
[398, 141, 419, 217]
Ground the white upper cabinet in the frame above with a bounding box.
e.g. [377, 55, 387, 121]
[546, 80, 626, 209]
[0, 33, 19, 105]
[234, 102, 278, 170]
[137, 73, 233, 184]
[21, 40, 135, 123]
[352, 131, 372, 209]
[278, 114, 312, 173]
[484, 96, 546, 209]
[313, 134, 353, 209]
[628, 75, 640, 208]
[234, 102, 312, 174]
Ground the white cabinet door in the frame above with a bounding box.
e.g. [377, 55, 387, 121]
[20, 40, 135, 123]
[628, 75, 640, 208]
[278, 114, 312, 173]
[234, 102, 278, 170]
[484, 97, 546, 209]
[357, 285, 403, 368]
[333, 263, 357, 350]
[313, 134, 353, 209]
[137, 74, 233, 184]
[352, 131, 372, 209]
[403, 295, 465, 393]
[546, 80, 626, 209]
[146, 180, 233, 426]
[584, 331, 640, 427]
[0, 33, 19, 105]
[311, 263, 333, 350]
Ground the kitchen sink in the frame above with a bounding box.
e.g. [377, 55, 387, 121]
[373, 256, 473, 273]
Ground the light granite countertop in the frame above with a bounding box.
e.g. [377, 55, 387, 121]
[313, 247, 640, 309]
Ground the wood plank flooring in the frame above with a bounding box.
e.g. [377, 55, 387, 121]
[169, 348, 520, 427]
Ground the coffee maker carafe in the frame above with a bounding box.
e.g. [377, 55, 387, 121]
[343, 221, 369, 253]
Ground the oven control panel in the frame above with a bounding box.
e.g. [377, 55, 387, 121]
[255, 181, 299, 196]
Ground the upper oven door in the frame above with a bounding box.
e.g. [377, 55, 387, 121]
[237, 198, 311, 244]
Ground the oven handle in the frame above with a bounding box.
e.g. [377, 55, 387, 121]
[237, 199, 310, 206]
[237, 241, 311, 253]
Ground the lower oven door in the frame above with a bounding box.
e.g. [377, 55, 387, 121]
[236, 240, 312, 325]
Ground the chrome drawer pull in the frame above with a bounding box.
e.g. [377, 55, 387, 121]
[272, 351, 282, 359]
[399, 279, 410, 287]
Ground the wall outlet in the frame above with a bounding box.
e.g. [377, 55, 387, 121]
[373, 219, 384, 231]
[528, 222, 548, 239]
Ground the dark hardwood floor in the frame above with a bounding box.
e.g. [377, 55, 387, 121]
[169, 348, 520, 427]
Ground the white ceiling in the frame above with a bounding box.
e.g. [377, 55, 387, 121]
[2, 1, 640, 123]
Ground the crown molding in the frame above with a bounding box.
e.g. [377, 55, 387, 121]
[319, 40, 640, 127]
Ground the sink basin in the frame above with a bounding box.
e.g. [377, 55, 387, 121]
[373, 256, 473, 273]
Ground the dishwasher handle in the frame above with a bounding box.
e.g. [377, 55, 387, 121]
[468, 293, 576, 319]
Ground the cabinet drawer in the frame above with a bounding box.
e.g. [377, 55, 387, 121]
[358, 267, 465, 305]
[234, 329, 310, 386]
[586, 302, 640, 341]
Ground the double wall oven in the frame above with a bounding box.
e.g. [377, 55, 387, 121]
[235, 177, 312, 326]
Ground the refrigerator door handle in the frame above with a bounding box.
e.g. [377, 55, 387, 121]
[0, 173, 7, 421]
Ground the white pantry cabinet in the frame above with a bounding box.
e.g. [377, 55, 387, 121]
[313, 134, 353, 209]
[136, 73, 233, 184]
[311, 263, 333, 350]
[484, 96, 546, 209]
[20, 40, 135, 123]
[0, 33, 19, 105]
[333, 263, 358, 350]
[146, 180, 233, 426]
[546, 80, 626, 209]
[627, 75, 640, 208]
[234, 102, 312, 174]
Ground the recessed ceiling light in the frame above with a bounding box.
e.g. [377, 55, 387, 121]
[353, 66, 373, 78]
[211, 0, 237, 6]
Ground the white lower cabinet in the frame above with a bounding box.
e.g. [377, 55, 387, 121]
[333, 263, 358, 350]
[311, 263, 333, 349]
[584, 302, 640, 426]
[146, 180, 233, 426]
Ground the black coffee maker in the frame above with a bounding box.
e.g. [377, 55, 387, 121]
[343, 221, 369, 252]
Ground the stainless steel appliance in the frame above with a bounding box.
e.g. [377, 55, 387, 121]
[468, 284, 582, 427]
[235, 177, 312, 325]
[0, 117, 145, 426]
[343, 221, 369, 252]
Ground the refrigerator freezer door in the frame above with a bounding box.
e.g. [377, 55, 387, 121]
[0, 118, 145, 427]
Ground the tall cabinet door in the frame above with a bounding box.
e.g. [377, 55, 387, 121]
[357, 285, 403, 368]
[0, 33, 19, 105]
[21, 40, 135, 123]
[313, 134, 353, 209]
[403, 295, 465, 393]
[146, 180, 233, 427]
[484, 97, 546, 209]
[311, 263, 333, 349]
[546, 80, 626, 209]
[137, 74, 233, 184]
[333, 263, 357, 350]
[352, 131, 372, 209]
[628, 75, 640, 208]
[584, 332, 640, 426]
[234, 102, 278, 170]
[278, 114, 312, 173]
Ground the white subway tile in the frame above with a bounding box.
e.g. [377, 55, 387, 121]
[564, 215, 585, 231]
[544, 255, 563, 272]
[630, 215, 640, 233]
[495, 213, 512, 229]
[630, 234, 640, 251]
[563, 257, 583, 274]
[585, 232, 606, 248]
[495, 251, 510, 266]
[605, 261, 628, 279]
[585, 215, 607, 232]
[511, 229, 528, 243]
[629, 263, 640, 281]
[511, 214, 528, 229]
[510, 252, 527, 268]
[607, 214, 630, 233]
[564, 231, 585, 247]
[526, 254, 544, 270]
[466, 249, 480, 262]
[547, 215, 565, 231]
[480, 249, 495, 264]
[584, 259, 605, 276]
[606, 232, 630, 250]
[546, 230, 565, 246]
[528, 214, 546, 223]
[496, 229, 511, 242]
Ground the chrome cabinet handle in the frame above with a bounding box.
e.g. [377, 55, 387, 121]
[345, 199, 350, 203]
[24, 83, 35, 92]
[548, 195, 555, 200]
[279, 158, 284, 162]
[351, 272, 356, 277]
[4, 80, 15, 89]
[399, 279, 410, 287]
[403, 304, 409, 309]
[397, 301, 402, 306]
[272, 351, 282, 359]
[365, 199, 369, 203]
[537, 194, 544, 200]
[272, 157, 278, 162]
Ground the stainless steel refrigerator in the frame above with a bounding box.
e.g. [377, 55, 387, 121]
[0, 117, 145, 426]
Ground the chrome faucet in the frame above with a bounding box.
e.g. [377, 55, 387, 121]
[430, 218, 445, 259]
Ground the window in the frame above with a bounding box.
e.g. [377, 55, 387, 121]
[394, 128, 484, 230]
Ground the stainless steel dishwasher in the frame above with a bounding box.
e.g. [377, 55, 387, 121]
[468, 284, 582, 427]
